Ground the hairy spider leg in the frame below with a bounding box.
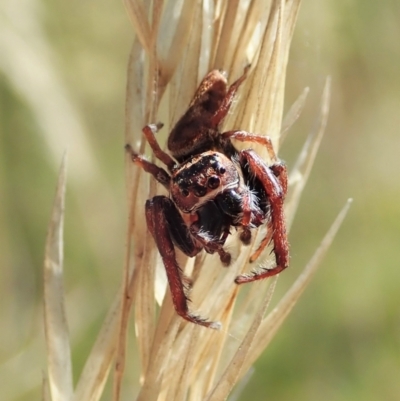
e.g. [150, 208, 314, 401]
[211, 66, 250, 127]
[221, 130, 278, 162]
[145, 196, 219, 329]
[142, 123, 176, 171]
[220, 131, 287, 262]
[247, 162, 288, 262]
[125, 144, 171, 189]
[234, 150, 289, 284]
[237, 186, 253, 244]
[220, 129, 282, 249]
[270, 163, 288, 196]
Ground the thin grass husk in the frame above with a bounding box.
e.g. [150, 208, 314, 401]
[43, 152, 73, 401]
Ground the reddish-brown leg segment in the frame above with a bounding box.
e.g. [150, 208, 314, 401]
[125, 144, 170, 189]
[145, 196, 219, 328]
[270, 163, 288, 197]
[234, 150, 289, 284]
[142, 123, 176, 171]
[237, 186, 254, 245]
[211, 66, 250, 127]
[221, 130, 278, 162]
[248, 164, 287, 262]
[220, 129, 284, 252]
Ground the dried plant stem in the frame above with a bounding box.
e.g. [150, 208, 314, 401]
[286, 77, 332, 229]
[43, 152, 73, 401]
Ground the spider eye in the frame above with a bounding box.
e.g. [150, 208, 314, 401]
[207, 176, 220, 189]
[193, 186, 207, 197]
[218, 166, 226, 175]
[181, 188, 190, 197]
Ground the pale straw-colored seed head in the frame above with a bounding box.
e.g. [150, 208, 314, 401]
[43, 1, 351, 401]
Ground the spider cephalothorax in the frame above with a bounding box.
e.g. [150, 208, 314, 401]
[170, 151, 240, 213]
[126, 68, 289, 328]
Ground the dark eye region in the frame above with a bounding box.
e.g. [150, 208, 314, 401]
[179, 175, 221, 198]
[174, 153, 227, 198]
[193, 185, 207, 197]
[207, 175, 220, 189]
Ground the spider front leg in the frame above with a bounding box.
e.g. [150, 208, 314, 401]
[234, 150, 289, 284]
[220, 129, 285, 252]
[145, 196, 220, 329]
[221, 130, 279, 162]
[141, 123, 176, 171]
[237, 186, 258, 245]
[125, 144, 170, 189]
[249, 163, 287, 262]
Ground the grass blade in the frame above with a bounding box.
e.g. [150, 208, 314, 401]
[43, 151, 73, 401]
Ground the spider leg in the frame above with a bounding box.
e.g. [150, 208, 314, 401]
[270, 163, 288, 196]
[125, 144, 170, 189]
[238, 187, 253, 245]
[234, 150, 289, 284]
[142, 123, 176, 171]
[221, 130, 278, 162]
[211, 66, 250, 127]
[146, 196, 219, 328]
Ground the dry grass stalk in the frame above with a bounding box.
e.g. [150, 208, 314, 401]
[42, 1, 352, 400]
[43, 152, 73, 401]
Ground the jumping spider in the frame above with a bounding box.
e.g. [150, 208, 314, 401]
[126, 68, 289, 328]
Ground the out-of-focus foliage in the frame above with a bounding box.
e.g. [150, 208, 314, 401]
[0, 1, 399, 400]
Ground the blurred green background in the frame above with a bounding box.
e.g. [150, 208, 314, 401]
[1, 1, 399, 400]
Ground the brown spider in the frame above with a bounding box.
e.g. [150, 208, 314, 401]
[126, 68, 289, 329]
